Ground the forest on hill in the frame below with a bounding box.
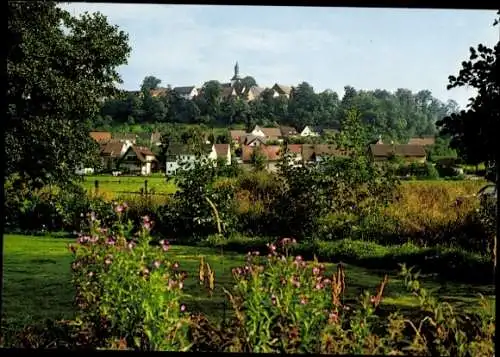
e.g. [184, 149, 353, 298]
[93, 75, 460, 144]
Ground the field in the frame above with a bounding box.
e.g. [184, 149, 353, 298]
[81, 175, 177, 197]
[2, 234, 495, 333]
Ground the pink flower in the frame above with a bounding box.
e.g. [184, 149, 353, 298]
[312, 267, 320, 275]
[153, 261, 161, 269]
[300, 297, 307, 305]
[323, 278, 331, 285]
[252, 251, 260, 256]
[115, 204, 124, 213]
[173, 262, 179, 269]
[142, 215, 151, 223]
[106, 238, 116, 246]
[329, 312, 338, 323]
[295, 255, 303, 262]
[161, 242, 169, 252]
[143, 221, 152, 231]
[315, 283, 324, 290]
[127, 242, 136, 250]
[180, 304, 186, 312]
[266, 243, 277, 253]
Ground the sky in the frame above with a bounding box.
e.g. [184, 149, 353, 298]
[62, 3, 499, 109]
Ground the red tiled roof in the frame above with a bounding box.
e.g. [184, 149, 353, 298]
[90, 131, 112, 142]
[369, 144, 427, 158]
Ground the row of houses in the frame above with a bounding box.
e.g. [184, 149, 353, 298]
[90, 131, 162, 147]
[163, 142, 427, 175]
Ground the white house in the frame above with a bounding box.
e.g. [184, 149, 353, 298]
[300, 126, 322, 137]
[173, 86, 198, 100]
[119, 146, 157, 176]
[251, 125, 266, 137]
[165, 144, 217, 176]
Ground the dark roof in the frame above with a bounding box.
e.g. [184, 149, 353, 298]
[301, 144, 347, 161]
[166, 144, 213, 157]
[407, 136, 436, 146]
[369, 144, 427, 158]
[214, 144, 230, 157]
[280, 125, 298, 137]
[112, 133, 137, 141]
[100, 141, 125, 158]
[173, 86, 196, 95]
[244, 135, 267, 146]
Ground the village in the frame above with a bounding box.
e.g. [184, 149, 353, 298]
[88, 124, 432, 176]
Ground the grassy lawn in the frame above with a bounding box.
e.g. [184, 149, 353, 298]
[81, 175, 177, 196]
[2, 234, 495, 332]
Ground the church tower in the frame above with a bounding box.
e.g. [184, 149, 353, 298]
[230, 61, 241, 86]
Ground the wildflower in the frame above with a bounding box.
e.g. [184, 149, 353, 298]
[271, 294, 277, 305]
[168, 279, 176, 289]
[315, 283, 324, 290]
[127, 241, 136, 250]
[77, 236, 89, 244]
[88, 271, 94, 277]
[252, 251, 260, 256]
[173, 262, 179, 270]
[323, 278, 331, 285]
[142, 215, 151, 223]
[180, 304, 186, 312]
[328, 312, 338, 323]
[89, 236, 99, 244]
[178, 281, 184, 289]
[143, 221, 152, 231]
[105, 258, 112, 265]
[295, 255, 303, 262]
[159, 240, 169, 252]
[266, 243, 277, 253]
[312, 267, 320, 275]
[290, 276, 300, 288]
[153, 261, 161, 269]
[115, 204, 124, 213]
[106, 238, 116, 246]
[300, 297, 308, 305]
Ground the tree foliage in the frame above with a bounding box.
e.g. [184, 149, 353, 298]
[437, 12, 499, 172]
[6, 2, 131, 187]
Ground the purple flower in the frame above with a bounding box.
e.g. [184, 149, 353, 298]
[77, 236, 90, 244]
[161, 243, 169, 252]
[142, 215, 151, 223]
[180, 304, 186, 312]
[312, 267, 320, 275]
[106, 238, 116, 246]
[143, 221, 152, 231]
[153, 260, 161, 269]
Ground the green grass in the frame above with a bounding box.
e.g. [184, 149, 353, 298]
[81, 175, 177, 196]
[2, 234, 495, 332]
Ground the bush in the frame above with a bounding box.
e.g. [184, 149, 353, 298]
[70, 205, 191, 351]
[217, 242, 495, 354]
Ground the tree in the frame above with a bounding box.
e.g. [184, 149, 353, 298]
[250, 146, 267, 171]
[436, 12, 499, 176]
[141, 75, 162, 91]
[6, 2, 131, 187]
[241, 76, 258, 89]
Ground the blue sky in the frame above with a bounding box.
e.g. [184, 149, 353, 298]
[63, 3, 498, 109]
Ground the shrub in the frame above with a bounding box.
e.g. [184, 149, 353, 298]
[70, 204, 191, 351]
[220, 242, 495, 354]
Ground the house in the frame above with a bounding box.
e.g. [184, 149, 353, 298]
[119, 146, 158, 175]
[90, 131, 112, 143]
[149, 87, 169, 97]
[280, 125, 298, 137]
[300, 126, 324, 137]
[245, 86, 265, 101]
[250, 125, 283, 141]
[243, 134, 268, 147]
[301, 144, 347, 164]
[151, 132, 162, 146]
[214, 144, 231, 165]
[112, 133, 137, 144]
[173, 86, 198, 100]
[229, 130, 247, 146]
[283, 144, 303, 167]
[165, 144, 216, 176]
[272, 83, 292, 98]
[99, 140, 132, 171]
[241, 145, 283, 173]
[369, 144, 427, 163]
[408, 136, 436, 146]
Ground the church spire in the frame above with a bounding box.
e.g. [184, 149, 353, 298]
[231, 61, 241, 81]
